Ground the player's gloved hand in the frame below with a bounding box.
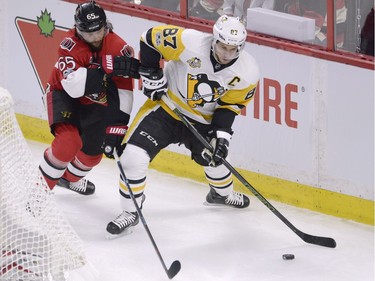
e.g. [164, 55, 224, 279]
[102, 125, 128, 159]
[139, 66, 168, 101]
[102, 55, 140, 79]
[202, 129, 232, 166]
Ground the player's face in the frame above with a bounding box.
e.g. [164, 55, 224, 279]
[213, 41, 238, 64]
[78, 27, 106, 50]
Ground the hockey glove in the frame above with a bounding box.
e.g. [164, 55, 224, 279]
[102, 125, 128, 159]
[139, 66, 168, 101]
[102, 55, 140, 79]
[202, 129, 232, 166]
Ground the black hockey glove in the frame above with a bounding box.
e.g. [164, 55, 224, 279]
[202, 129, 232, 167]
[139, 66, 168, 101]
[102, 124, 128, 159]
[102, 55, 140, 79]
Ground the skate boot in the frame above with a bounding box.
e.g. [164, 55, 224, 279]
[106, 211, 139, 236]
[106, 195, 145, 237]
[206, 188, 250, 208]
[57, 178, 95, 195]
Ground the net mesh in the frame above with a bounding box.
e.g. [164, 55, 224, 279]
[0, 88, 85, 281]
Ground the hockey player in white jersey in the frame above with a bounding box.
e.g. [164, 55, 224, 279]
[106, 15, 260, 236]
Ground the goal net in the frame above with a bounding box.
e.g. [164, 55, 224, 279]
[0, 87, 85, 281]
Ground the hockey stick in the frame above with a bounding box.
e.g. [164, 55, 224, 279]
[161, 95, 337, 248]
[112, 149, 181, 279]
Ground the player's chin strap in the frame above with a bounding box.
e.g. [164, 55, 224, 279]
[160, 95, 337, 249]
[112, 148, 181, 279]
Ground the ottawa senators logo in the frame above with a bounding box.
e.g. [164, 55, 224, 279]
[85, 92, 107, 104]
[60, 37, 76, 51]
[186, 73, 226, 108]
[121, 44, 134, 57]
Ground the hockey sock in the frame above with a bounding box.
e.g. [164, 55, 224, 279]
[39, 148, 68, 189]
[119, 144, 150, 212]
[61, 151, 102, 183]
[204, 165, 233, 196]
[51, 124, 82, 162]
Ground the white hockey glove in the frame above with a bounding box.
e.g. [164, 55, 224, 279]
[139, 66, 168, 101]
[202, 129, 232, 166]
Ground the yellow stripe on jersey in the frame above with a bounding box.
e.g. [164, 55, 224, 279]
[219, 83, 257, 114]
[149, 25, 185, 61]
[124, 99, 159, 142]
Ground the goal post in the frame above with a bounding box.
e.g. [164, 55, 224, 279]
[0, 87, 85, 281]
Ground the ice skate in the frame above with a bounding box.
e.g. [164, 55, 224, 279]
[57, 178, 95, 195]
[205, 188, 250, 208]
[106, 211, 139, 239]
[106, 195, 145, 239]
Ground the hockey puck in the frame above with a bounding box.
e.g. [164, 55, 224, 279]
[282, 254, 295, 260]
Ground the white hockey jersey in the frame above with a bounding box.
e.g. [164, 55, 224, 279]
[141, 25, 259, 126]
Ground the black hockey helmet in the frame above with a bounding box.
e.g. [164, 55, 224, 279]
[74, 1, 107, 32]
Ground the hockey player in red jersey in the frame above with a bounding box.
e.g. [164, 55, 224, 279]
[39, 1, 139, 195]
[106, 15, 260, 236]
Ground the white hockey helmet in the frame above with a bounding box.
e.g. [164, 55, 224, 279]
[212, 15, 247, 59]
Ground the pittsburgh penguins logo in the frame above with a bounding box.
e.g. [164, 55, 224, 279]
[187, 57, 201, 68]
[186, 73, 225, 108]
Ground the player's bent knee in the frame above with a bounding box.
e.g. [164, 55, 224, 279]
[52, 124, 83, 157]
[76, 151, 102, 168]
[121, 144, 150, 179]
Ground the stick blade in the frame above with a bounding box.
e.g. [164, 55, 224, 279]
[303, 234, 337, 248]
[167, 260, 181, 279]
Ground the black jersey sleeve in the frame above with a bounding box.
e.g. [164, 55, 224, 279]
[140, 29, 163, 69]
[211, 108, 236, 131]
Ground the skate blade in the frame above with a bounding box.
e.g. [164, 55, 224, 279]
[105, 228, 133, 240]
[203, 201, 249, 209]
[203, 201, 228, 207]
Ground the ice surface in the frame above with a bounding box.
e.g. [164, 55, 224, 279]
[28, 140, 374, 281]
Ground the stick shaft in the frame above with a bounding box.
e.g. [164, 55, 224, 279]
[113, 149, 181, 278]
[161, 96, 336, 248]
